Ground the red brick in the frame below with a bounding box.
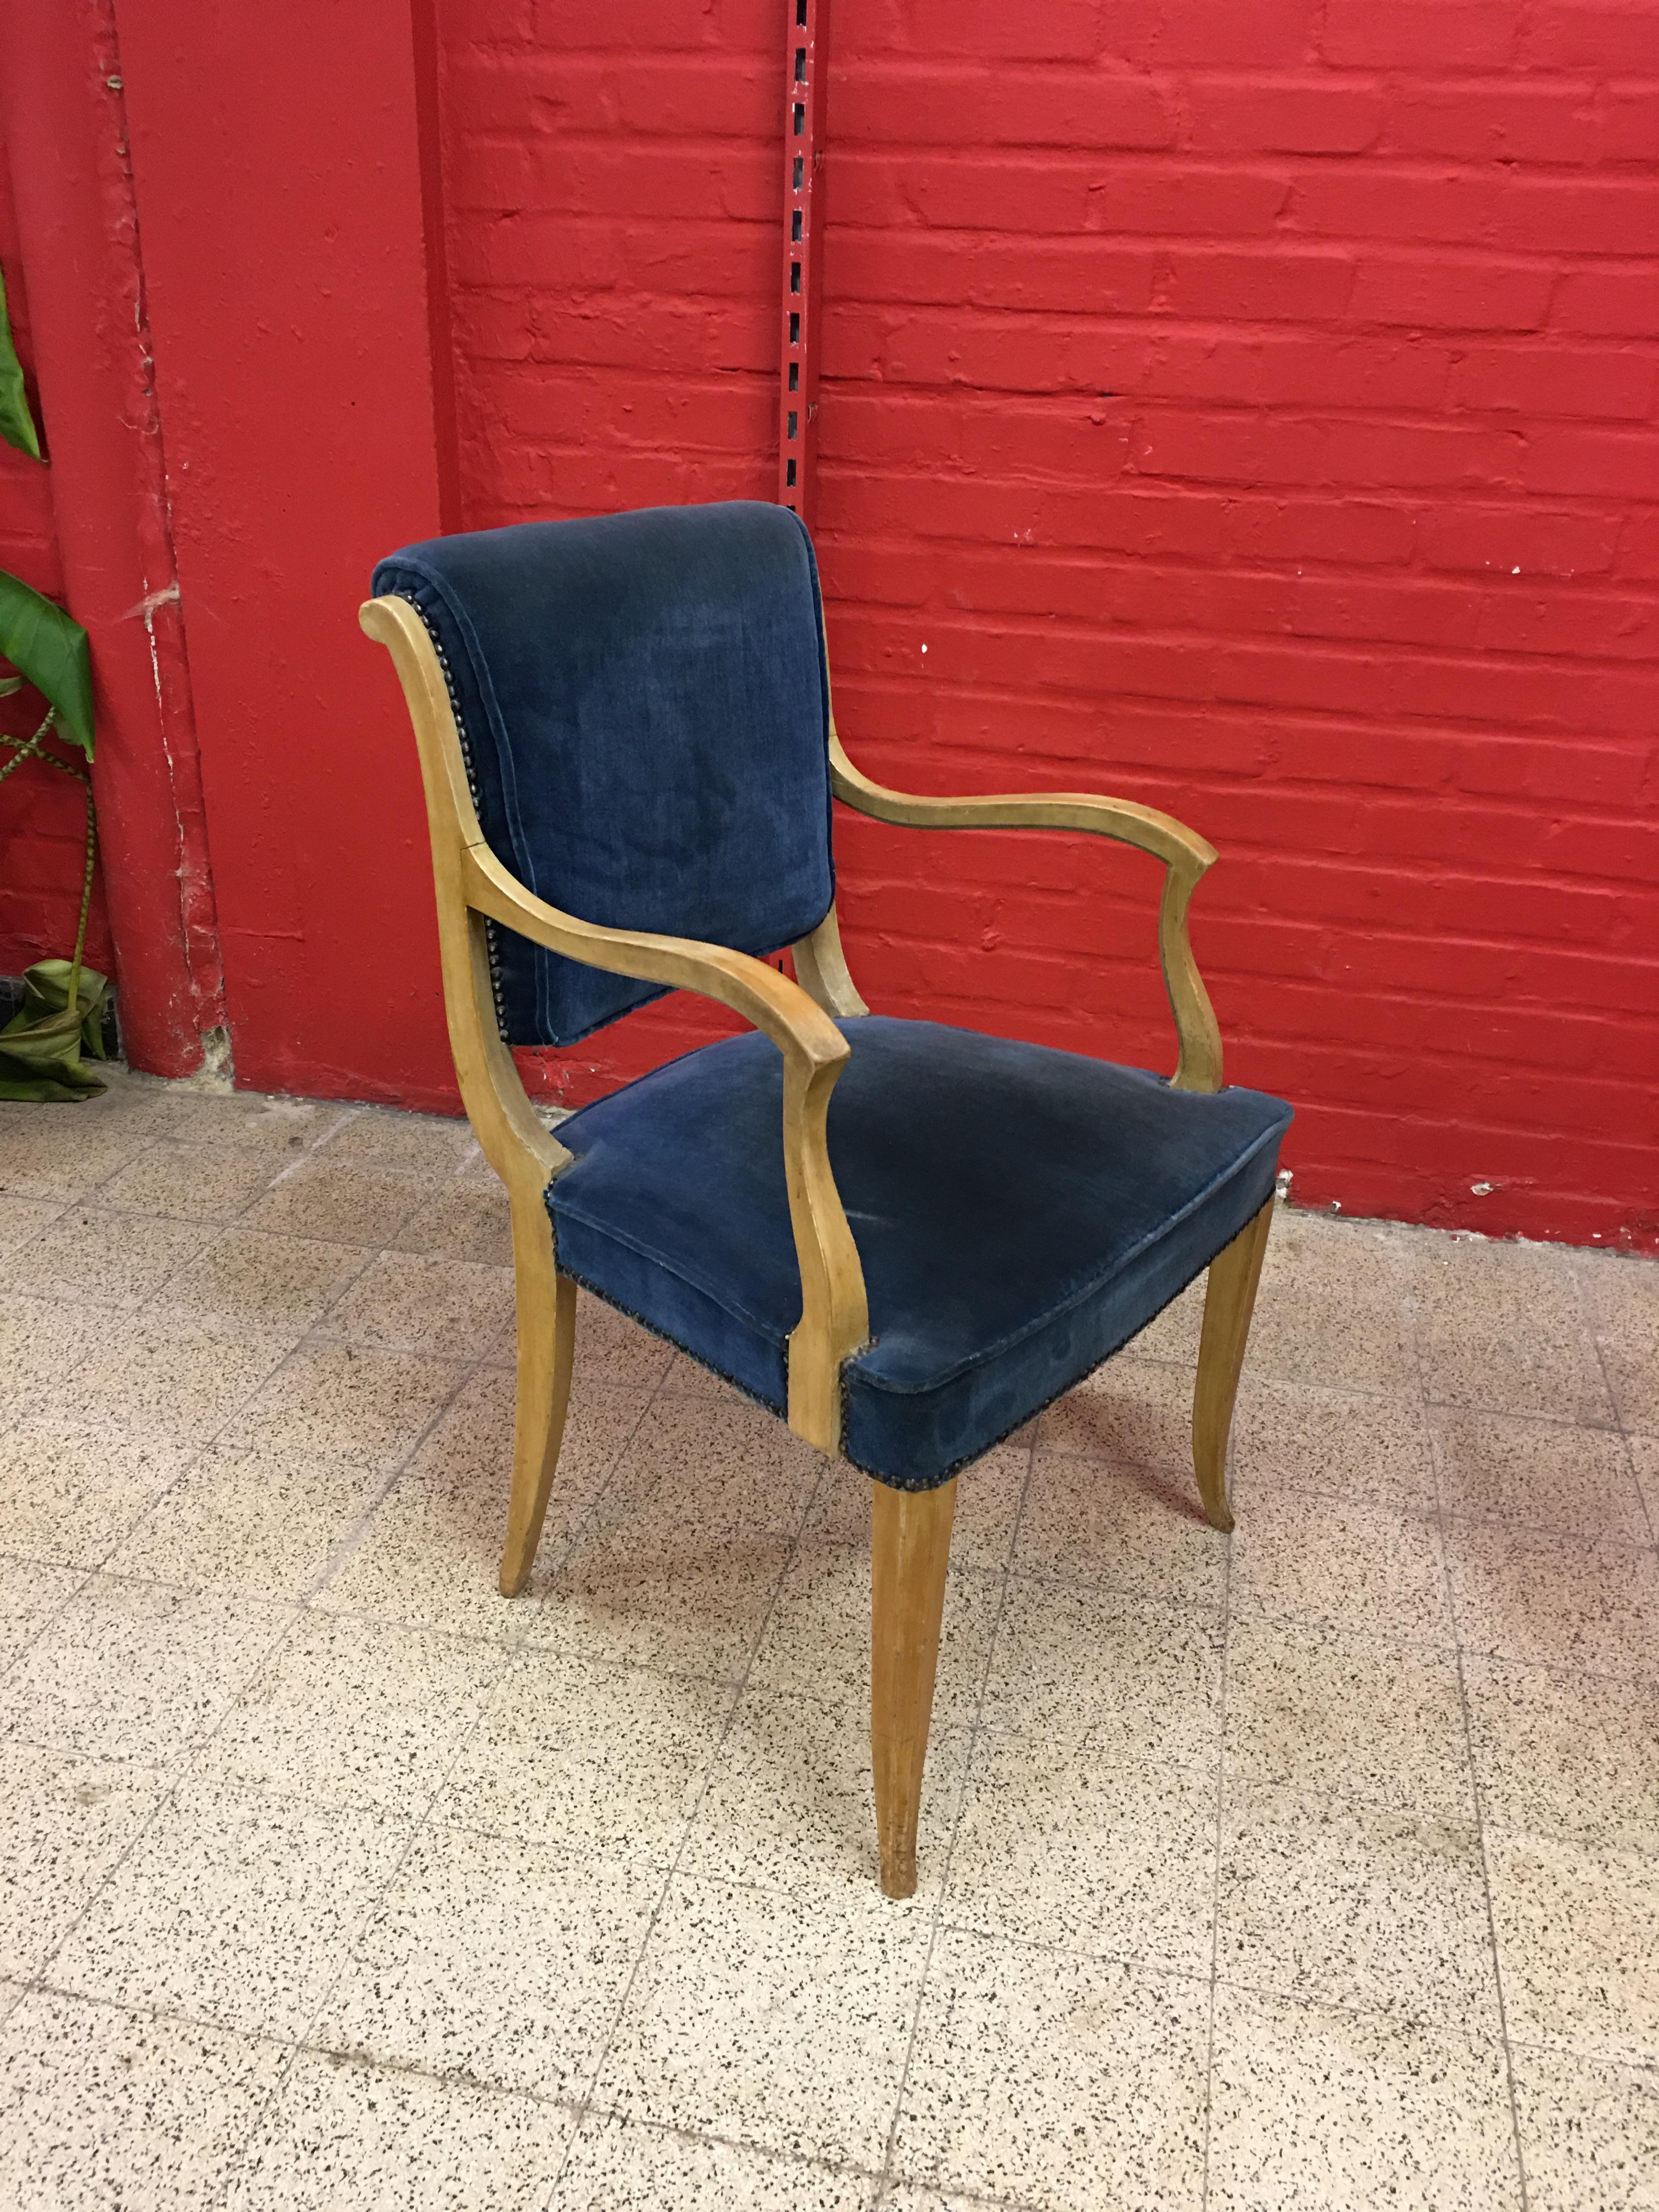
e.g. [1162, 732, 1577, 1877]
[1137, 0, 1320, 67]
[1524, 426, 1659, 500]
[834, 65, 1176, 151]
[1322, 1, 1520, 69]
[1184, 77, 1386, 155]
[1448, 345, 1656, 421]
[1385, 84, 1604, 165]
[1156, 246, 1357, 320]
[1422, 504, 1621, 578]
[1553, 270, 1659, 339]
[893, 0, 1102, 62]
[1350, 255, 1554, 332]
[1520, 4, 1659, 70]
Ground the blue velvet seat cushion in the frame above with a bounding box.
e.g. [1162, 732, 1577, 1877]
[373, 503, 834, 1048]
[548, 1016, 1292, 1489]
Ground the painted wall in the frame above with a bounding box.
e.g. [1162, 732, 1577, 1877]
[443, 0, 1659, 1249]
[0, 146, 112, 981]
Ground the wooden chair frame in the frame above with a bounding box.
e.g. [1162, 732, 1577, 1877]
[362, 593, 1273, 1897]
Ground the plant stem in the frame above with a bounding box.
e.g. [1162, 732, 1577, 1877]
[68, 782, 98, 1025]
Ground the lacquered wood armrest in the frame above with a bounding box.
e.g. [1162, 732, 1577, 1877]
[460, 847, 870, 1454]
[829, 731, 1224, 1093]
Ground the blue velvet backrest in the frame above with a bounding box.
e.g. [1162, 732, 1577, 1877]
[373, 502, 836, 1047]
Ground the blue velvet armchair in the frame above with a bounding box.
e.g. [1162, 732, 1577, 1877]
[362, 501, 1290, 1898]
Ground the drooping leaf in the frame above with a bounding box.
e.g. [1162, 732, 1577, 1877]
[0, 572, 93, 756]
[0, 961, 109, 1101]
[0, 266, 42, 462]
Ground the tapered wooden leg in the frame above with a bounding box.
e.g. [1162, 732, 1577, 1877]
[1192, 1198, 1274, 1534]
[498, 1197, 576, 1598]
[871, 1476, 956, 1899]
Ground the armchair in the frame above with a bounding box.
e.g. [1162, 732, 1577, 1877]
[362, 501, 1290, 1898]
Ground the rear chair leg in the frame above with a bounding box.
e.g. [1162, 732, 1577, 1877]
[1192, 1197, 1274, 1534]
[870, 1476, 956, 1899]
[499, 1195, 576, 1598]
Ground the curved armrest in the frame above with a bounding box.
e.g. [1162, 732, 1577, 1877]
[830, 731, 1223, 1092]
[461, 847, 870, 1453]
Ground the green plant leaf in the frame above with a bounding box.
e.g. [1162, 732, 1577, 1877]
[0, 266, 42, 462]
[0, 962, 108, 1101]
[0, 572, 93, 756]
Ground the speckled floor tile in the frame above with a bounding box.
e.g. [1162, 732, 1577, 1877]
[1208, 1983, 1521, 2210]
[617, 1393, 827, 1537]
[1464, 1656, 1659, 1852]
[945, 1734, 1219, 1972]
[0, 1412, 193, 1570]
[983, 1577, 1224, 1767]
[320, 1248, 515, 1360]
[803, 1446, 1029, 1575]
[0, 1109, 163, 1204]
[1129, 1273, 1206, 1364]
[0, 1290, 127, 1408]
[1574, 1251, 1659, 1435]
[76, 1315, 292, 1444]
[0, 1990, 285, 2212]
[750, 1545, 997, 1726]
[595, 1871, 933, 2169]
[0, 1741, 166, 1979]
[49, 1780, 409, 2040]
[148, 1088, 347, 1160]
[434, 1649, 732, 1864]
[1231, 1492, 1455, 1646]
[682, 1685, 966, 1901]
[225, 1342, 465, 1470]
[312, 1823, 661, 2100]
[240, 1155, 428, 1249]
[1036, 1354, 1194, 1467]
[198, 1612, 505, 1818]
[1443, 1521, 1659, 1678]
[1510, 2044, 1659, 2212]
[1230, 1378, 1438, 1511]
[389, 1176, 514, 1266]
[1432, 1408, 1649, 1539]
[95, 1140, 283, 1223]
[9, 1202, 211, 1310]
[317, 1107, 475, 1177]
[105, 1438, 385, 1599]
[1223, 1618, 1474, 1820]
[893, 1931, 1209, 2212]
[0, 1575, 295, 1767]
[1217, 1782, 1500, 2034]
[1487, 1825, 1659, 2066]
[1247, 1215, 1421, 1397]
[1634, 1436, 1659, 1536]
[534, 1510, 789, 1679]
[225, 2047, 576, 2211]
[1014, 1451, 1228, 1606]
[549, 2112, 879, 2211]
[1414, 1237, 1612, 1425]
[0, 1554, 83, 1673]
[0, 1192, 65, 1256]
[149, 1227, 371, 1341]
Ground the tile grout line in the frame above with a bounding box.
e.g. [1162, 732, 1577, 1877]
[1410, 1262, 1534, 2212]
[541, 1426, 855, 2194]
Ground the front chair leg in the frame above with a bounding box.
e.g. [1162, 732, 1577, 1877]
[870, 1475, 956, 1899]
[499, 1196, 577, 1598]
[1192, 1197, 1274, 1533]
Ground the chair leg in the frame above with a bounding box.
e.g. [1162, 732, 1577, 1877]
[498, 1196, 577, 1598]
[1192, 1197, 1274, 1534]
[870, 1475, 956, 1900]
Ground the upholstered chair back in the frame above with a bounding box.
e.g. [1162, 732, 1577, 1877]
[373, 501, 835, 1046]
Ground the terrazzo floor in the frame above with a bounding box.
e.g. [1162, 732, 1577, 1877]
[0, 1067, 1656, 2209]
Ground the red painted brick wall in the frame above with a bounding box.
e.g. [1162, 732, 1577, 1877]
[0, 148, 112, 984]
[442, 0, 1658, 1251]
